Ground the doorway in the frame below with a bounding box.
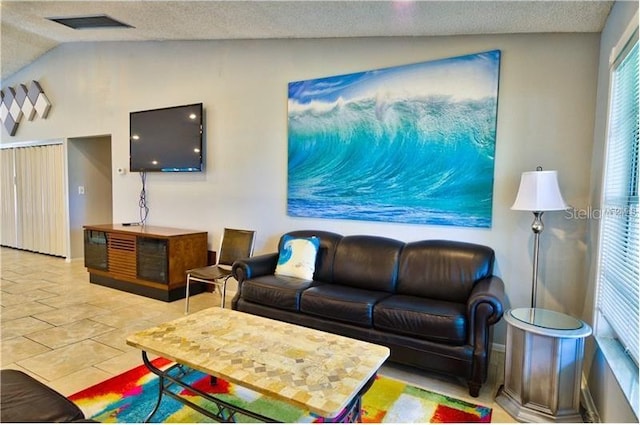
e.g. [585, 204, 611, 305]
[67, 135, 113, 260]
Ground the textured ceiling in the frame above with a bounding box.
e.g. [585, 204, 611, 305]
[0, 0, 614, 81]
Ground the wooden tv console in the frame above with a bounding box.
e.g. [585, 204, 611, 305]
[83, 224, 208, 301]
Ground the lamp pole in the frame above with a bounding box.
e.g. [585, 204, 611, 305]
[530, 211, 544, 308]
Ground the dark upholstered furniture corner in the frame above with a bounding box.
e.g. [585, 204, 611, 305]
[0, 369, 89, 422]
[232, 230, 505, 397]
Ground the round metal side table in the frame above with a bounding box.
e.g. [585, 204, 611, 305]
[495, 308, 592, 422]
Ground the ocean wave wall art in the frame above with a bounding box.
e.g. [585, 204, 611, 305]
[287, 50, 501, 228]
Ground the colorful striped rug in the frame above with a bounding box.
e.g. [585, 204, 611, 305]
[69, 358, 491, 423]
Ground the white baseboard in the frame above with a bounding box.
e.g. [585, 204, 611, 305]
[491, 342, 506, 353]
[581, 374, 601, 422]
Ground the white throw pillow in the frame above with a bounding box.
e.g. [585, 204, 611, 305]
[274, 235, 320, 280]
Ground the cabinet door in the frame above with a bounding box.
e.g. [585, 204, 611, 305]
[108, 233, 137, 280]
[137, 237, 168, 284]
[84, 230, 108, 270]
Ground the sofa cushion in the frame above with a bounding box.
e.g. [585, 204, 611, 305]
[397, 240, 495, 303]
[332, 235, 404, 292]
[374, 295, 467, 345]
[300, 284, 390, 327]
[241, 275, 316, 311]
[275, 235, 320, 280]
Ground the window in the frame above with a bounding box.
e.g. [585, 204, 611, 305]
[597, 34, 639, 365]
[595, 19, 639, 413]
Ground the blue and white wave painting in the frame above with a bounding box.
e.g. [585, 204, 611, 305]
[287, 50, 501, 228]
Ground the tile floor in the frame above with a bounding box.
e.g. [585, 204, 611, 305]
[0, 247, 514, 422]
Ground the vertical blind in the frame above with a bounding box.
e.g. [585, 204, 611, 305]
[0, 144, 66, 257]
[597, 36, 639, 364]
[0, 149, 17, 247]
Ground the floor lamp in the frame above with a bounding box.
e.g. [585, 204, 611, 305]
[511, 167, 567, 308]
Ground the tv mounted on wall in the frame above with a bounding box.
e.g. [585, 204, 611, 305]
[129, 103, 204, 172]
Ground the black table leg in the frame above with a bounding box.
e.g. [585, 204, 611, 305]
[141, 351, 164, 422]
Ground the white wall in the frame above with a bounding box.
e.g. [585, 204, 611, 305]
[1, 33, 600, 346]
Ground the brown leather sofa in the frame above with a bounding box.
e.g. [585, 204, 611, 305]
[232, 230, 505, 397]
[0, 369, 89, 422]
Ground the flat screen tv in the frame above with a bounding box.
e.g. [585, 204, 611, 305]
[130, 103, 204, 172]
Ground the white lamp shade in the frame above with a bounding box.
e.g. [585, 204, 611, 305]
[511, 170, 567, 211]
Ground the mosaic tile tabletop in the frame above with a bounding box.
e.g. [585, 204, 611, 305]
[126, 307, 390, 418]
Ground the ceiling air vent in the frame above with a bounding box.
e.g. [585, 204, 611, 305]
[47, 14, 133, 30]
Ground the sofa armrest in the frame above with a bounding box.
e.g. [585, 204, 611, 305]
[467, 276, 505, 329]
[465, 275, 505, 395]
[0, 369, 88, 422]
[232, 252, 279, 283]
[231, 253, 279, 310]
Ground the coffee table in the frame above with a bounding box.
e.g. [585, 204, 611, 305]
[126, 307, 390, 422]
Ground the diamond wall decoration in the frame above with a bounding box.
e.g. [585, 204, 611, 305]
[17, 84, 35, 121]
[0, 80, 51, 136]
[28, 81, 51, 119]
[4, 87, 23, 125]
[0, 91, 9, 123]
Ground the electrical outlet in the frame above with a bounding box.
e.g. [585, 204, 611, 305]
[78, 186, 85, 195]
